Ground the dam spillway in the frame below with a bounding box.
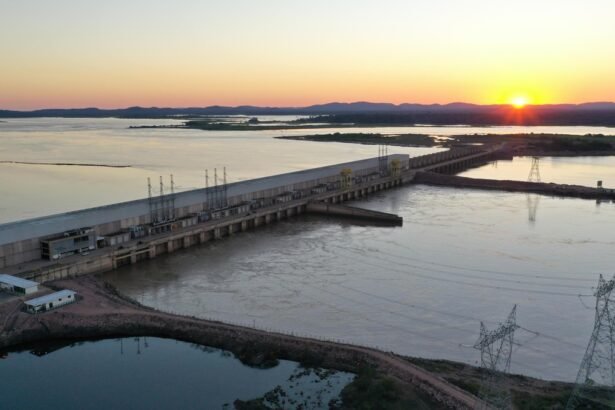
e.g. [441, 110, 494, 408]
[0, 148, 491, 283]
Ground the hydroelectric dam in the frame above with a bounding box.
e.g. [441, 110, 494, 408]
[0, 147, 495, 283]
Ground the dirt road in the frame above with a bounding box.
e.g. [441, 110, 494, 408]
[0, 276, 481, 409]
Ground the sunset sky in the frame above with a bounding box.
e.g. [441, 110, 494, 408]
[1, 0, 614, 110]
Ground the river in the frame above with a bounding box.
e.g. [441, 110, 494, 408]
[2, 118, 614, 222]
[2, 117, 614, 382]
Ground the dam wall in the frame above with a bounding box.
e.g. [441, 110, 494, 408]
[0, 155, 409, 270]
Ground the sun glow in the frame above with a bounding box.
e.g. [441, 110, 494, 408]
[510, 96, 529, 109]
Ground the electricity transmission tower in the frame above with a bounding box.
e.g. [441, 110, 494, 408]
[378, 144, 389, 176]
[205, 167, 228, 210]
[474, 305, 519, 409]
[567, 274, 615, 409]
[147, 175, 176, 224]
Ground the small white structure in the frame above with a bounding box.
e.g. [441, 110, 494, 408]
[25, 290, 76, 314]
[0, 274, 39, 295]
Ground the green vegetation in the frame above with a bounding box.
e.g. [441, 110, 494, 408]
[533, 136, 613, 151]
[445, 377, 481, 397]
[132, 116, 615, 156]
[332, 366, 446, 410]
[406, 356, 615, 410]
[279, 131, 615, 155]
[234, 365, 445, 410]
[276, 132, 615, 155]
[233, 343, 280, 369]
[183, 119, 341, 131]
[448, 132, 615, 150]
[511, 389, 572, 410]
[130, 117, 347, 131]
[277, 132, 436, 147]
[511, 387, 615, 410]
[233, 398, 269, 410]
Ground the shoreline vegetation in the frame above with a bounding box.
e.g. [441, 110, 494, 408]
[129, 119, 346, 131]
[126, 111, 615, 130]
[3, 103, 615, 127]
[1, 276, 607, 409]
[0, 161, 131, 168]
[277, 132, 615, 157]
[129, 116, 615, 156]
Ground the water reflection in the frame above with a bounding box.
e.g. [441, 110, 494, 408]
[526, 194, 541, 224]
[3, 118, 615, 222]
[0, 337, 353, 410]
[461, 156, 615, 187]
[0, 118, 441, 223]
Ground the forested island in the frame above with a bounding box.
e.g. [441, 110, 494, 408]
[277, 132, 615, 157]
[4, 102, 615, 126]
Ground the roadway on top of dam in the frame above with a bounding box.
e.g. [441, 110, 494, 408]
[4, 147, 496, 279]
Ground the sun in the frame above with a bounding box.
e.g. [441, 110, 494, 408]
[510, 96, 529, 109]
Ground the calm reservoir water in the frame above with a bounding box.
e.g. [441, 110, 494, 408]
[2, 118, 615, 383]
[0, 117, 440, 223]
[1, 118, 614, 222]
[460, 156, 615, 188]
[0, 337, 353, 410]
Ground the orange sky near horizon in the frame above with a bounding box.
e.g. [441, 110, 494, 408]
[1, 0, 614, 110]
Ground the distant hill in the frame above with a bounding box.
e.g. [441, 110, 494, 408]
[1, 102, 615, 126]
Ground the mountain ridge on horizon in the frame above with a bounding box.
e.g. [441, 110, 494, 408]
[2, 101, 615, 117]
[2, 102, 615, 127]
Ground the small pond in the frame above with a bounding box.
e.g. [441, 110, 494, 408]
[0, 337, 354, 409]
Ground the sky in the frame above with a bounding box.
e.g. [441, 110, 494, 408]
[1, 0, 614, 109]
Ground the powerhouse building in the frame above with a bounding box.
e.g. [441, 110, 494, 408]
[0, 155, 410, 270]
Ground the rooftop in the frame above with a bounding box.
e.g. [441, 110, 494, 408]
[25, 289, 76, 306]
[0, 274, 39, 289]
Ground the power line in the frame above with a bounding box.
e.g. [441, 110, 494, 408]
[274, 278, 462, 346]
[331, 250, 594, 298]
[332, 244, 594, 289]
[332, 281, 588, 353]
[285, 270, 589, 354]
[567, 274, 615, 409]
[361, 249, 590, 290]
[379, 244, 597, 283]
[518, 326, 586, 350]
[271, 266, 588, 369]
[277, 273, 477, 336]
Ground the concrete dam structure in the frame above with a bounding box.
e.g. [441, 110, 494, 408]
[0, 148, 492, 283]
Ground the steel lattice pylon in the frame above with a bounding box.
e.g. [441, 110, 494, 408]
[567, 274, 615, 409]
[474, 305, 519, 409]
[378, 144, 389, 176]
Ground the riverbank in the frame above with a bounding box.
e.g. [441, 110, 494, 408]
[0, 276, 473, 409]
[277, 132, 615, 157]
[277, 132, 436, 146]
[414, 171, 615, 200]
[1, 276, 594, 409]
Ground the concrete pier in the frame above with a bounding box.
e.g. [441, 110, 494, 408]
[414, 171, 615, 200]
[306, 202, 403, 225]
